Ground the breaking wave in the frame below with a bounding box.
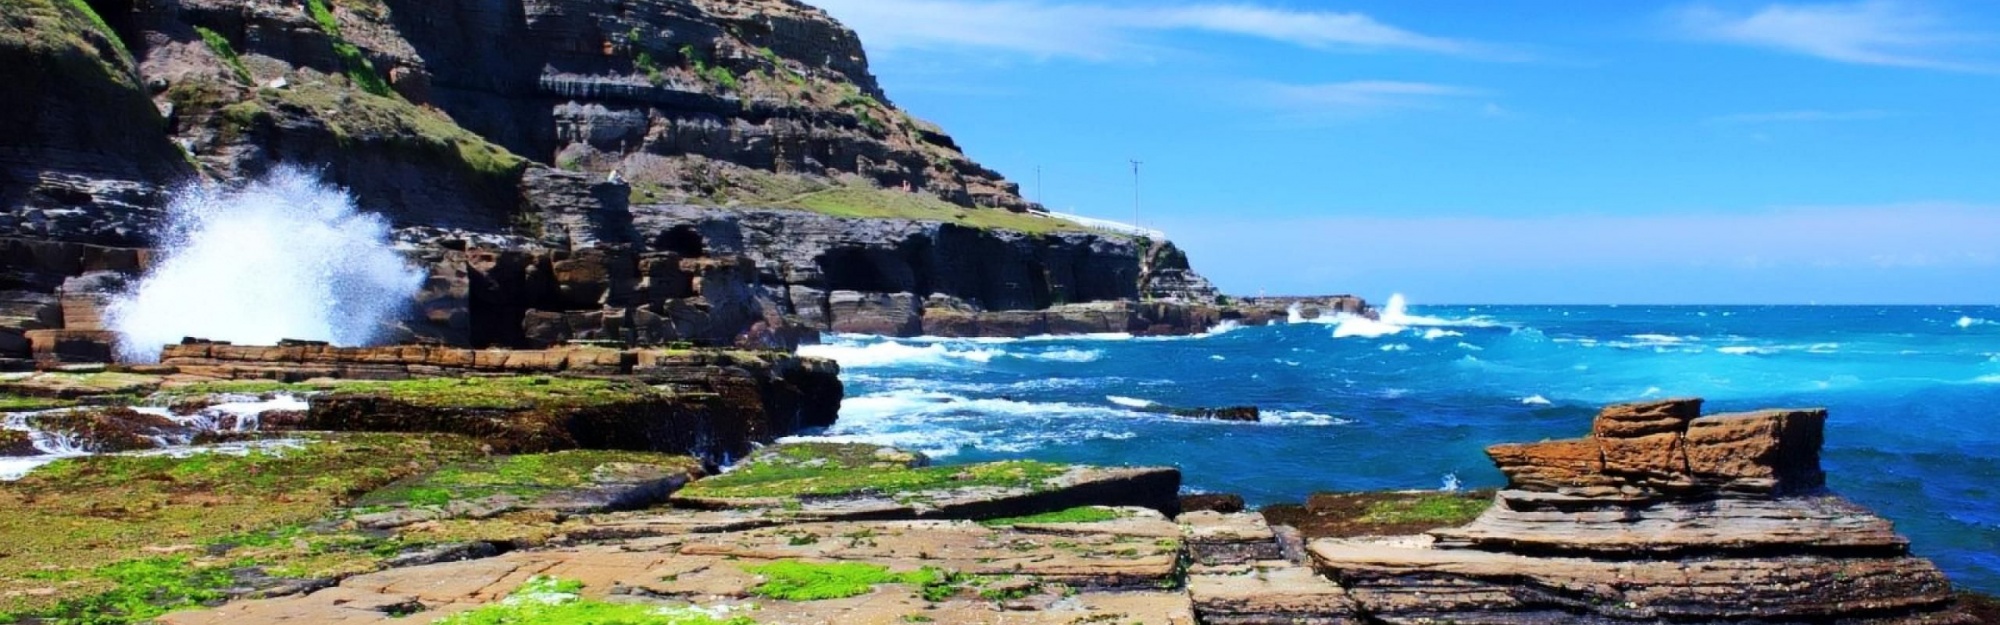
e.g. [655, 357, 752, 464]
[107, 167, 424, 362]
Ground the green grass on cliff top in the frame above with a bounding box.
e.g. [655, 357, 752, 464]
[640, 166, 1102, 236]
[788, 186, 1091, 235]
[680, 442, 1068, 500]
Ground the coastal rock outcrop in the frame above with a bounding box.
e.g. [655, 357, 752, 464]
[154, 342, 842, 461]
[1307, 399, 1972, 624]
[0, 0, 1253, 355]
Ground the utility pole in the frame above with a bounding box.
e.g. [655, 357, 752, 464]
[1129, 159, 1143, 226]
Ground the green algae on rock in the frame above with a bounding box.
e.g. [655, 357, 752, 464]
[672, 443, 1181, 521]
[0, 432, 483, 620]
[743, 560, 939, 602]
[436, 576, 755, 625]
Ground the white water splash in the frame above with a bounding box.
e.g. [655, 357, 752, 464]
[107, 167, 425, 362]
[1, 394, 309, 480]
[1440, 472, 1463, 492]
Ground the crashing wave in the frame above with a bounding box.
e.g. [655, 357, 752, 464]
[107, 167, 425, 362]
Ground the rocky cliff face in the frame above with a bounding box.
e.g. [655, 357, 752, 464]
[0, 0, 1238, 358]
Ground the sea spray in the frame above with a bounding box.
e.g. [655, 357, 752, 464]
[106, 167, 425, 361]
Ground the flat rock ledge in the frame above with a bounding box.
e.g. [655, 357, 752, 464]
[1316, 398, 1973, 625]
[152, 409, 1985, 625]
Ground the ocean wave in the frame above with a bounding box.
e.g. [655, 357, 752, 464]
[1264, 410, 1356, 426]
[1975, 374, 2000, 384]
[801, 338, 1104, 367]
[1313, 294, 1507, 340]
[1520, 395, 1553, 406]
[1380, 344, 1411, 352]
[799, 340, 1003, 368]
[1107, 395, 1157, 408]
[1958, 317, 1993, 329]
[1030, 348, 1103, 363]
[1718, 346, 1774, 356]
[786, 389, 1144, 457]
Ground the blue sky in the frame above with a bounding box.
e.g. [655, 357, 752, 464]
[812, 0, 2000, 304]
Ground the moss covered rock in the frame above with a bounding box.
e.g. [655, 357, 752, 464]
[673, 442, 1181, 521]
[303, 376, 766, 460]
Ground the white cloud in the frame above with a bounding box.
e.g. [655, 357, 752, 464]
[1675, 1, 1996, 72]
[809, 0, 1504, 61]
[1257, 80, 1483, 113]
[1706, 109, 1895, 123]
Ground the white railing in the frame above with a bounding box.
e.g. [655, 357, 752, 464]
[1038, 211, 1168, 239]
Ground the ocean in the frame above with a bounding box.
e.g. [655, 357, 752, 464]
[794, 298, 2000, 593]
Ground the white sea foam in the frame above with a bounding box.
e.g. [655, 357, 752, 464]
[1325, 294, 1504, 340]
[1263, 410, 1356, 426]
[1957, 317, 1991, 328]
[1030, 348, 1104, 363]
[1975, 374, 2000, 384]
[780, 389, 1143, 457]
[1379, 343, 1410, 352]
[1107, 395, 1157, 408]
[799, 341, 1001, 368]
[2, 394, 311, 480]
[1717, 346, 1774, 356]
[107, 167, 425, 362]
[1520, 395, 1552, 406]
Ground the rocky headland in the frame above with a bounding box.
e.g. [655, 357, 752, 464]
[0, 0, 1364, 366]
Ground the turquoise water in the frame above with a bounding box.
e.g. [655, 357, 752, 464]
[795, 301, 2000, 593]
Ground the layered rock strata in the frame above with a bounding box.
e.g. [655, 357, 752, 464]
[1308, 399, 1972, 624]
[0, 0, 1248, 356]
[154, 342, 842, 460]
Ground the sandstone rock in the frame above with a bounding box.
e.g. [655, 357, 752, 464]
[1431, 490, 1912, 557]
[56, 271, 128, 331]
[1486, 438, 1614, 491]
[1592, 397, 1703, 438]
[671, 443, 1181, 521]
[1311, 400, 1971, 625]
[1313, 539, 1966, 624]
[26, 329, 118, 364]
[1188, 562, 1359, 625]
[1180, 493, 1247, 514]
[1181, 511, 1284, 566]
[1685, 408, 1828, 495]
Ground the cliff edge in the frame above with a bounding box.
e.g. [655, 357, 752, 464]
[0, 0, 1256, 361]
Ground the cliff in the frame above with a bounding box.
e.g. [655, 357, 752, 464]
[0, 0, 1245, 357]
